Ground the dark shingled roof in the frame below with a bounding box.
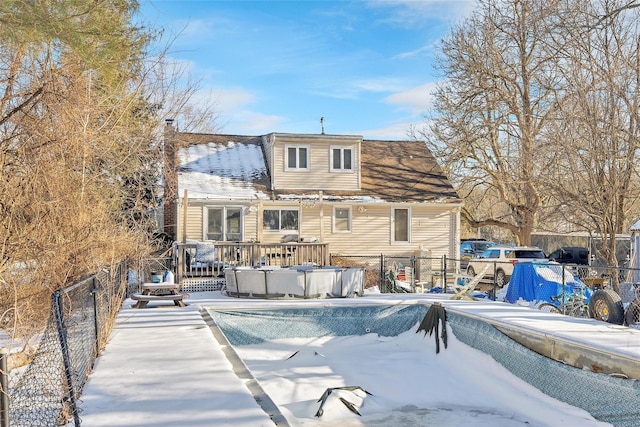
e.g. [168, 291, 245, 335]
[359, 139, 458, 203]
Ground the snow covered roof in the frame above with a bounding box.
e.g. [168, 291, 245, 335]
[174, 133, 460, 204]
[176, 134, 269, 200]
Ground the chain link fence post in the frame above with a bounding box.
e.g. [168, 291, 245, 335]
[53, 291, 81, 427]
[1, 348, 8, 427]
[411, 255, 417, 292]
[92, 277, 100, 359]
[380, 254, 386, 292]
[561, 264, 567, 315]
[441, 255, 447, 291]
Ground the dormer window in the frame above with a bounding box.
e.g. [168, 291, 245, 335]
[330, 146, 353, 172]
[285, 145, 309, 170]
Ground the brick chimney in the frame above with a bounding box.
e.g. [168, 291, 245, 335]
[163, 119, 177, 240]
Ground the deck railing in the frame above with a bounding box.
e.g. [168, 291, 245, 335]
[174, 241, 330, 282]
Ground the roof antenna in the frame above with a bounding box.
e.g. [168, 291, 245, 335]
[320, 117, 325, 134]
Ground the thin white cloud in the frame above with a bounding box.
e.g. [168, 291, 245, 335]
[352, 77, 409, 93]
[394, 43, 437, 60]
[237, 112, 286, 134]
[384, 83, 437, 115]
[212, 87, 256, 113]
[368, 0, 477, 27]
[358, 121, 419, 140]
[178, 18, 215, 39]
[206, 88, 285, 134]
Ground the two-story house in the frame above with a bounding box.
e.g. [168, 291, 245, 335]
[162, 120, 462, 261]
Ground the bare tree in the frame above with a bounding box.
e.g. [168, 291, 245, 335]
[420, 0, 564, 245]
[540, 0, 640, 282]
[0, 1, 220, 360]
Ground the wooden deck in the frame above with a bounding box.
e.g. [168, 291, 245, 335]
[174, 241, 330, 283]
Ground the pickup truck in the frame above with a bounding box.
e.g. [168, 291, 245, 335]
[466, 245, 547, 287]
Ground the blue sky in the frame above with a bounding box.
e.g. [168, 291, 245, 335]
[138, 1, 476, 139]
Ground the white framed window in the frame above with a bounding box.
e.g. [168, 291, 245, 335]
[205, 207, 243, 241]
[285, 145, 309, 170]
[330, 146, 354, 172]
[333, 206, 352, 233]
[263, 208, 299, 232]
[392, 207, 410, 243]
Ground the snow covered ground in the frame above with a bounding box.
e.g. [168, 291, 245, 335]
[69, 290, 636, 426]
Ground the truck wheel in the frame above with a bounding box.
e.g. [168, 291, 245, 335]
[495, 270, 507, 287]
[624, 298, 640, 328]
[588, 289, 624, 325]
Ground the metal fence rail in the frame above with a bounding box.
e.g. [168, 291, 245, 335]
[329, 254, 640, 328]
[1, 261, 127, 427]
[329, 254, 451, 292]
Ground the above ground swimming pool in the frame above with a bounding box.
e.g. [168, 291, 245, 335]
[224, 266, 365, 299]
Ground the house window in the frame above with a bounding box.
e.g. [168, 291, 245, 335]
[263, 209, 299, 232]
[333, 206, 351, 232]
[206, 207, 242, 241]
[330, 146, 353, 171]
[392, 208, 410, 243]
[285, 145, 309, 170]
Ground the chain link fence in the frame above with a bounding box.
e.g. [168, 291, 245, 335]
[1, 261, 128, 427]
[329, 254, 640, 328]
[329, 254, 450, 293]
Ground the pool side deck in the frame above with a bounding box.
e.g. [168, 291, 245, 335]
[75, 292, 640, 427]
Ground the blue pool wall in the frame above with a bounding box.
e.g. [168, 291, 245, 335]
[209, 304, 427, 345]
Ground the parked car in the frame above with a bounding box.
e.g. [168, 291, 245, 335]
[466, 245, 547, 287]
[547, 246, 589, 265]
[460, 239, 496, 268]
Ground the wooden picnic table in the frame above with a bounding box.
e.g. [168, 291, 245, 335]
[132, 283, 187, 308]
[141, 282, 181, 295]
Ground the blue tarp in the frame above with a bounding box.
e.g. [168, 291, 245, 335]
[504, 262, 592, 305]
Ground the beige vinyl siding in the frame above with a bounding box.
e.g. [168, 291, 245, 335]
[323, 204, 389, 255]
[182, 203, 204, 241]
[410, 208, 455, 257]
[244, 210, 258, 241]
[299, 206, 322, 240]
[324, 204, 455, 257]
[272, 138, 360, 191]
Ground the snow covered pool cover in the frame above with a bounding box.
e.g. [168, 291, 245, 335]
[207, 305, 640, 427]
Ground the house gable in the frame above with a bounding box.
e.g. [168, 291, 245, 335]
[266, 133, 362, 192]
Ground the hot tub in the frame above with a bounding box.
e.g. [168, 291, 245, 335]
[224, 266, 365, 299]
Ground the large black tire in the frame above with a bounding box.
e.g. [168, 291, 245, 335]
[624, 298, 640, 327]
[588, 289, 624, 325]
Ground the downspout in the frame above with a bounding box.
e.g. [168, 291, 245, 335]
[319, 191, 324, 242]
[454, 207, 460, 262]
[258, 199, 264, 242]
[182, 189, 188, 243]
